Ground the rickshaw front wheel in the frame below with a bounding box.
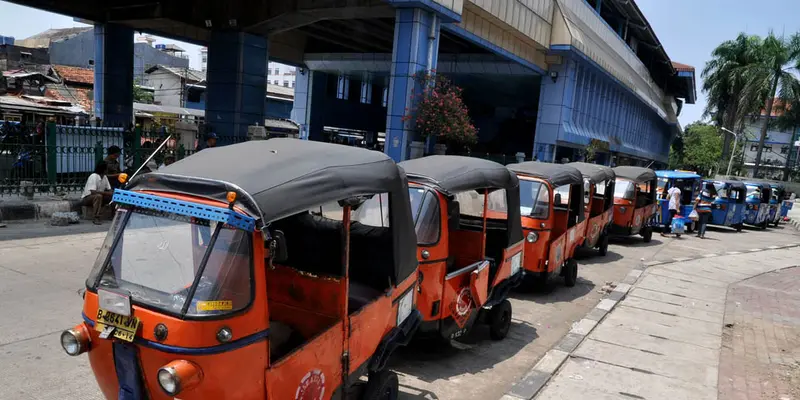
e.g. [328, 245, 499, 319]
[564, 259, 578, 287]
[736, 224, 743, 232]
[598, 235, 609, 256]
[641, 227, 653, 243]
[363, 370, 399, 400]
[488, 300, 512, 340]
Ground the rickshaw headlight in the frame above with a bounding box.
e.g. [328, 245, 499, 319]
[60, 325, 89, 356]
[158, 368, 179, 395]
[619, 207, 627, 214]
[157, 360, 203, 396]
[526, 231, 538, 243]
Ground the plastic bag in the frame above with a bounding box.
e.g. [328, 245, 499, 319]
[688, 210, 699, 221]
[671, 217, 686, 234]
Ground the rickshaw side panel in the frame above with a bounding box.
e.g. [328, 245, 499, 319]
[584, 214, 604, 248]
[266, 321, 344, 400]
[348, 294, 395, 375]
[521, 227, 552, 273]
[86, 333, 119, 400]
[441, 263, 484, 336]
[491, 240, 524, 288]
[417, 262, 447, 322]
[566, 220, 587, 258]
[631, 207, 646, 234]
[266, 265, 345, 338]
[547, 234, 567, 273]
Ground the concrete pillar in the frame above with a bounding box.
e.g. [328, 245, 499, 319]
[205, 32, 268, 141]
[291, 69, 325, 140]
[384, 8, 440, 161]
[93, 24, 133, 126]
[534, 61, 577, 162]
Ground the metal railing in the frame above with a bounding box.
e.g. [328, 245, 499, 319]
[0, 121, 244, 197]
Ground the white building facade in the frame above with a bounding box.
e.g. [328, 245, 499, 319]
[740, 116, 799, 180]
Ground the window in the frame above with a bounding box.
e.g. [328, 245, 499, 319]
[614, 179, 635, 200]
[583, 179, 591, 207]
[407, 188, 440, 244]
[273, 80, 279, 85]
[382, 86, 389, 107]
[283, 80, 289, 87]
[454, 189, 507, 218]
[781, 146, 790, 154]
[360, 81, 372, 104]
[751, 145, 758, 151]
[88, 207, 252, 317]
[765, 147, 773, 153]
[291, 81, 295, 88]
[337, 75, 350, 100]
[519, 180, 549, 219]
[553, 185, 571, 208]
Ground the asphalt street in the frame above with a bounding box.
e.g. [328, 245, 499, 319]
[0, 219, 798, 400]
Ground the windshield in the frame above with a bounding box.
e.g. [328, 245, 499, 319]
[87, 207, 253, 317]
[712, 182, 728, 199]
[614, 179, 635, 200]
[746, 185, 761, 200]
[357, 189, 440, 244]
[519, 180, 549, 219]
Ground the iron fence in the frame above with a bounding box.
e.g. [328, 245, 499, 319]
[0, 122, 243, 197]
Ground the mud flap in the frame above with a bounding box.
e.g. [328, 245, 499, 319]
[113, 342, 145, 400]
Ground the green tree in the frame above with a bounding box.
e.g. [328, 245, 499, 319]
[680, 122, 723, 176]
[739, 32, 800, 177]
[133, 79, 153, 104]
[702, 33, 762, 160]
[773, 99, 800, 181]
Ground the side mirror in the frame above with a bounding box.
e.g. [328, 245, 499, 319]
[268, 230, 288, 264]
[554, 193, 562, 205]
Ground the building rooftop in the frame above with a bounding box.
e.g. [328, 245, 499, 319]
[18, 27, 92, 47]
[52, 65, 93, 85]
[145, 65, 206, 84]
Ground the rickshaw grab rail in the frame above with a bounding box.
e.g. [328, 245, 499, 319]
[112, 189, 256, 231]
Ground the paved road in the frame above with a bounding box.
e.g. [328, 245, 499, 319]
[0, 220, 798, 400]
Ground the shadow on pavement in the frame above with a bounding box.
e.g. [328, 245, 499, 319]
[399, 384, 441, 399]
[574, 248, 624, 264]
[391, 319, 538, 384]
[0, 221, 109, 242]
[608, 236, 663, 247]
[511, 276, 595, 305]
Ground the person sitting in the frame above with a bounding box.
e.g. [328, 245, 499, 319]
[81, 161, 113, 225]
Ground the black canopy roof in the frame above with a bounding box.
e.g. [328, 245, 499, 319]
[399, 156, 519, 194]
[745, 182, 772, 192]
[506, 162, 583, 187]
[567, 162, 615, 183]
[127, 139, 418, 283]
[723, 180, 747, 192]
[613, 166, 656, 182]
[400, 155, 523, 245]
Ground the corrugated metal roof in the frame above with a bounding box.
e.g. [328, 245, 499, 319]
[0, 95, 82, 115]
[671, 61, 695, 72]
[145, 65, 206, 83]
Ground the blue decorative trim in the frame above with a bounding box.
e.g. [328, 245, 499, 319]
[677, 71, 694, 78]
[112, 189, 256, 231]
[83, 313, 270, 356]
[441, 24, 546, 75]
[385, 0, 462, 23]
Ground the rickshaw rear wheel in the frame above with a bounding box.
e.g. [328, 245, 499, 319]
[735, 224, 743, 232]
[641, 227, 653, 243]
[363, 370, 399, 400]
[564, 259, 578, 287]
[488, 300, 512, 340]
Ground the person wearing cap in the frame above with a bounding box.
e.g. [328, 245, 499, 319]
[196, 132, 218, 152]
[104, 145, 122, 188]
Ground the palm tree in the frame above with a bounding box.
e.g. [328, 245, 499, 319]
[773, 96, 800, 181]
[701, 33, 761, 161]
[740, 32, 800, 178]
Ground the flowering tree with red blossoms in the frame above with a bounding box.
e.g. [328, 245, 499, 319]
[402, 71, 478, 150]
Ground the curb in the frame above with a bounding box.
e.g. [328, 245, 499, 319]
[500, 242, 800, 400]
[0, 199, 82, 222]
[789, 219, 800, 232]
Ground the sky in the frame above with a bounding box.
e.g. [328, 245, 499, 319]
[2, 0, 800, 127]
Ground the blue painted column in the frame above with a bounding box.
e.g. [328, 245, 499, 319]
[384, 8, 440, 161]
[534, 60, 577, 162]
[93, 24, 133, 126]
[205, 32, 268, 141]
[291, 70, 326, 140]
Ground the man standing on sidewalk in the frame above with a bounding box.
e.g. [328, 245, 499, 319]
[662, 185, 681, 237]
[81, 161, 113, 225]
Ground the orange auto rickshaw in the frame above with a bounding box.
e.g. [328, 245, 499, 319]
[506, 162, 587, 287]
[568, 162, 616, 256]
[60, 139, 421, 400]
[390, 156, 524, 342]
[611, 166, 658, 242]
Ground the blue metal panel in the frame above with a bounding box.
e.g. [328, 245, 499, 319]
[112, 189, 256, 231]
[385, 0, 462, 23]
[94, 24, 134, 125]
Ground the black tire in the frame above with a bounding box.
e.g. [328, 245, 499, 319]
[736, 223, 743, 232]
[598, 234, 609, 256]
[761, 221, 768, 230]
[564, 259, 578, 287]
[774, 220, 780, 227]
[362, 370, 399, 400]
[488, 299, 512, 340]
[641, 227, 653, 243]
[686, 223, 694, 233]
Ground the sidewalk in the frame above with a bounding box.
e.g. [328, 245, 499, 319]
[524, 245, 800, 400]
[0, 194, 82, 221]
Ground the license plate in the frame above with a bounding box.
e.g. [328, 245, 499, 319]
[96, 309, 141, 342]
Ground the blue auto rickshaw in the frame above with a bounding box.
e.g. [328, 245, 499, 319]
[768, 183, 785, 227]
[744, 182, 771, 229]
[655, 170, 701, 231]
[706, 180, 746, 231]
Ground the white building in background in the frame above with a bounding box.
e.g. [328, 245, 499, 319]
[740, 102, 799, 180]
[199, 47, 295, 88]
